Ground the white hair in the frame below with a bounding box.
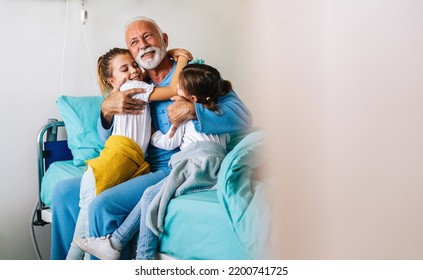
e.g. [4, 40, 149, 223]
[124, 16, 164, 37]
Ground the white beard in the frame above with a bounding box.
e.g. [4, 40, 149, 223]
[136, 42, 167, 70]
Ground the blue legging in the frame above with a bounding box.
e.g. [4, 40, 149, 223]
[50, 169, 169, 260]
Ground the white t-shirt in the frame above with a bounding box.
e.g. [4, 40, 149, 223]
[150, 121, 230, 151]
[112, 80, 154, 152]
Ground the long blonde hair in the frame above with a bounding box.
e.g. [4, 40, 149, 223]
[97, 48, 131, 97]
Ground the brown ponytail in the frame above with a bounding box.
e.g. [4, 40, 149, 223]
[178, 64, 232, 112]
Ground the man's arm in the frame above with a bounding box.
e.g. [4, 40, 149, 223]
[97, 116, 112, 144]
[167, 90, 253, 136]
[193, 90, 253, 134]
[100, 79, 148, 129]
[98, 79, 148, 142]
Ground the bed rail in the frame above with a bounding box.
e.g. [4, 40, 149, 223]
[31, 118, 72, 259]
[35, 119, 69, 222]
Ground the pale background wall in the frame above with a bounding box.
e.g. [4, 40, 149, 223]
[246, 0, 423, 259]
[1, 0, 423, 260]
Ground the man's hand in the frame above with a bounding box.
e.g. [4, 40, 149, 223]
[167, 95, 197, 137]
[101, 79, 147, 128]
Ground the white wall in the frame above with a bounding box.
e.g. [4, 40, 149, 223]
[2, 0, 423, 260]
[0, 0, 254, 260]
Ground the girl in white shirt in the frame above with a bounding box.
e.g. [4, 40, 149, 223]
[66, 47, 189, 260]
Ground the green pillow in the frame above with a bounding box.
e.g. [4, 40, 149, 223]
[56, 95, 104, 166]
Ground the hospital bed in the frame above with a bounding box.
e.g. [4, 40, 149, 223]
[30, 95, 270, 260]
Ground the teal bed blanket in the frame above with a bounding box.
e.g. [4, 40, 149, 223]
[159, 191, 248, 259]
[217, 130, 270, 259]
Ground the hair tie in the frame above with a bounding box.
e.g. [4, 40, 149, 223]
[206, 97, 211, 102]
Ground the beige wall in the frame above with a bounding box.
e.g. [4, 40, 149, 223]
[244, 0, 423, 259]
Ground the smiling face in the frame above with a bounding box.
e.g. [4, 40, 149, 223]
[125, 20, 168, 70]
[107, 53, 143, 88]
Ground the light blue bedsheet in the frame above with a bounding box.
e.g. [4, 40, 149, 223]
[41, 160, 85, 207]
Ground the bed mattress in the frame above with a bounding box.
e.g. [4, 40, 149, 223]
[159, 191, 247, 259]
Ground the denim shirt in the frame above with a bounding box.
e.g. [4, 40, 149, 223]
[97, 62, 253, 172]
[147, 99, 179, 171]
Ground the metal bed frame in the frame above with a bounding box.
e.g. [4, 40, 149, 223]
[30, 119, 72, 259]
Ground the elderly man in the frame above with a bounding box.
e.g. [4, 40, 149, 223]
[51, 16, 252, 259]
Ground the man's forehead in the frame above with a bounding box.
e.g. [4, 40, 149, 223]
[126, 21, 158, 37]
